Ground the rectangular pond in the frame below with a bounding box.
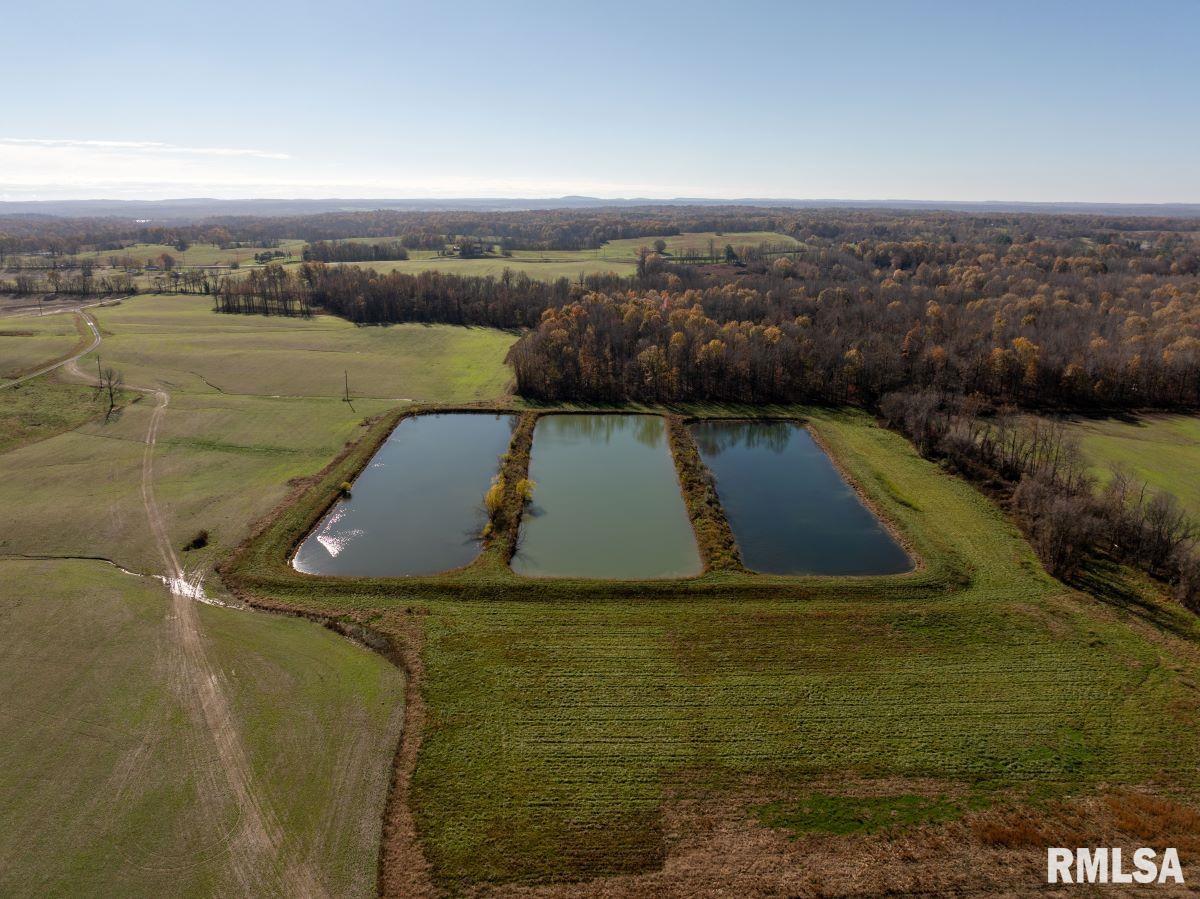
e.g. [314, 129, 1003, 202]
[690, 420, 913, 576]
[293, 413, 516, 576]
[512, 414, 702, 579]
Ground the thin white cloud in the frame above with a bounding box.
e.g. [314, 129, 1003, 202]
[0, 137, 289, 160]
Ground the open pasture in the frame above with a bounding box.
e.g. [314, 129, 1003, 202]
[0, 290, 462, 895]
[0, 293, 517, 572]
[2, 390, 404, 572]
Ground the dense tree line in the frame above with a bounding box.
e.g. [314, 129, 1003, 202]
[9, 206, 1200, 260]
[212, 263, 660, 327]
[0, 265, 134, 296]
[302, 240, 410, 263]
[879, 390, 1200, 609]
[509, 228, 1200, 408]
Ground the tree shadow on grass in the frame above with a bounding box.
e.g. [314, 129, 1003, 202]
[1071, 557, 1200, 644]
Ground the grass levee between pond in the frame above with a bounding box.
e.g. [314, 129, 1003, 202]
[479, 411, 537, 570]
[665, 414, 743, 572]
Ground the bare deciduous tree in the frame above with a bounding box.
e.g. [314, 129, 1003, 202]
[99, 366, 124, 418]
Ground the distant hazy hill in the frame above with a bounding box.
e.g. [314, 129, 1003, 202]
[3, 197, 1200, 220]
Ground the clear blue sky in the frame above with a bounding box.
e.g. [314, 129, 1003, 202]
[5, 0, 1198, 202]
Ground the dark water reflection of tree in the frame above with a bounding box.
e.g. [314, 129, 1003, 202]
[541, 413, 665, 449]
[691, 420, 793, 457]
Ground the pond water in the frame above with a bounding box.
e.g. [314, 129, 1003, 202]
[512, 414, 702, 579]
[690, 420, 912, 576]
[292, 413, 515, 576]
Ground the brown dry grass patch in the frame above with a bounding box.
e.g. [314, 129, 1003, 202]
[463, 782, 1200, 898]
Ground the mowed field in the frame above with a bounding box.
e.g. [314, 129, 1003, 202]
[0, 296, 520, 894]
[1059, 413, 1200, 520]
[243, 405, 1200, 893]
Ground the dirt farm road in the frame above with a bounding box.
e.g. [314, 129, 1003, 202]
[36, 307, 325, 896]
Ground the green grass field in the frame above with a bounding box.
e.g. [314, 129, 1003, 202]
[0, 557, 403, 897]
[1059, 414, 1200, 519]
[0, 313, 88, 378]
[0, 375, 109, 454]
[12, 231, 802, 290]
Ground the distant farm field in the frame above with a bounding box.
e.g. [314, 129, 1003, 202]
[0, 557, 403, 898]
[601, 229, 801, 258]
[336, 231, 800, 281]
[1059, 414, 1200, 519]
[344, 249, 637, 281]
[67, 240, 306, 268]
[88, 294, 516, 399]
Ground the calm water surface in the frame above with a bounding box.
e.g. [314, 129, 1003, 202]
[293, 413, 515, 576]
[513, 415, 702, 579]
[691, 420, 912, 575]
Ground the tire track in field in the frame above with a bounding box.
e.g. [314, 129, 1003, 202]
[61, 315, 327, 897]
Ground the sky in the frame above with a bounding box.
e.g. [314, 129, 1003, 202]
[5, 0, 1199, 203]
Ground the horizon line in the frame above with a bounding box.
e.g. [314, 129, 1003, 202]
[4, 195, 1200, 208]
